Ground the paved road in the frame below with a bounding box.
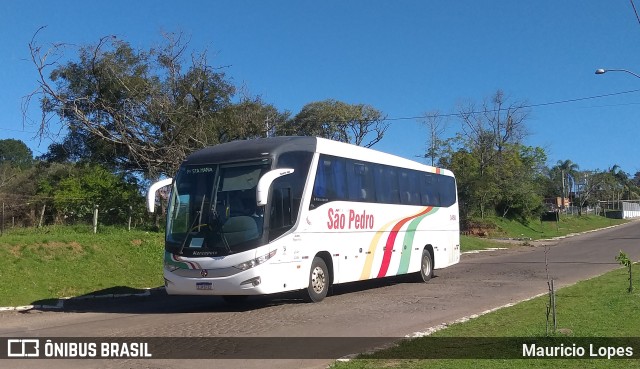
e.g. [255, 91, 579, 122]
[2, 221, 640, 369]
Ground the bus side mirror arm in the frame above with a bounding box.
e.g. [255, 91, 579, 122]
[256, 168, 295, 206]
[147, 178, 173, 213]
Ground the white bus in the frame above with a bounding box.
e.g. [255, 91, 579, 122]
[148, 137, 460, 303]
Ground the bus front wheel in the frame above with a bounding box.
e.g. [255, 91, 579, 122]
[419, 249, 434, 282]
[304, 257, 329, 302]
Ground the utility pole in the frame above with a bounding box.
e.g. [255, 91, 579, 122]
[561, 169, 566, 214]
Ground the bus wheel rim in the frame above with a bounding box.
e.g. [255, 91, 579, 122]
[422, 255, 431, 275]
[311, 266, 325, 293]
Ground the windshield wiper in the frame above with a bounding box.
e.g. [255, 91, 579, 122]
[209, 210, 231, 254]
[207, 168, 231, 254]
[178, 210, 202, 255]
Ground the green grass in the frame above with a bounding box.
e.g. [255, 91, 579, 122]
[488, 215, 628, 240]
[332, 265, 640, 369]
[460, 235, 509, 252]
[460, 215, 628, 253]
[0, 225, 164, 306]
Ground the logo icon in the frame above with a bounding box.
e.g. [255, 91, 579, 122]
[7, 339, 40, 357]
[200, 269, 208, 277]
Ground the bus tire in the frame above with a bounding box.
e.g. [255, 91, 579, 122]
[304, 257, 329, 303]
[419, 248, 434, 283]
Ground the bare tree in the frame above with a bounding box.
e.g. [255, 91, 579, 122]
[421, 110, 447, 166]
[458, 90, 530, 154]
[456, 90, 530, 175]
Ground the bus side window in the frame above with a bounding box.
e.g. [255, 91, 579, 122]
[399, 171, 410, 204]
[269, 187, 292, 240]
[373, 165, 387, 203]
[277, 151, 312, 218]
[422, 173, 437, 206]
[438, 175, 456, 207]
[373, 164, 400, 204]
[399, 170, 420, 205]
[311, 157, 330, 208]
[386, 167, 400, 204]
[311, 155, 348, 207]
[332, 157, 348, 200]
[347, 161, 375, 202]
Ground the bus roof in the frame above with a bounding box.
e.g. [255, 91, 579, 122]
[183, 136, 453, 177]
[184, 136, 316, 165]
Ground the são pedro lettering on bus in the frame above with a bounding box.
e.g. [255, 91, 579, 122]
[326, 208, 375, 230]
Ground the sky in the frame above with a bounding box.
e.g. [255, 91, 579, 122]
[1, 1, 640, 176]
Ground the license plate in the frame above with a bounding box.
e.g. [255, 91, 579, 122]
[196, 282, 213, 290]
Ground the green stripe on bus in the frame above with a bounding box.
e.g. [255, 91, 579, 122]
[164, 251, 190, 269]
[396, 208, 438, 275]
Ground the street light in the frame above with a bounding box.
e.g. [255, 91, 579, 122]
[595, 68, 640, 79]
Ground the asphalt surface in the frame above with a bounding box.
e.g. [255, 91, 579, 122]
[2, 220, 639, 369]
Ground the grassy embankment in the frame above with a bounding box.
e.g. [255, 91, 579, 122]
[461, 215, 628, 252]
[0, 225, 164, 307]
[0, 215, 629, 306]
[332, 264, 640, 369]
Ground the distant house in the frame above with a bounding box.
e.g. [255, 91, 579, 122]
[543, 197, 570, 211]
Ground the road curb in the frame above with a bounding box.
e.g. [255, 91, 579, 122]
[0, 287, 165, 312]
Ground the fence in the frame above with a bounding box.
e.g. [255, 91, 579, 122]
[599, 200, 640, 219]
[0, 201, 164, 235]
[560, 205, 597, 216]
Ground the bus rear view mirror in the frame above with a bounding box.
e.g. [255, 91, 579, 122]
[147, 178, 173, 213]
[256, 168, 295, 206]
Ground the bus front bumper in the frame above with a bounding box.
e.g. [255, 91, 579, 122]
[163, 265, 276, 296]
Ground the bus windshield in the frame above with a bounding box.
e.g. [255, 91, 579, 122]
[166, 160, 271, 256]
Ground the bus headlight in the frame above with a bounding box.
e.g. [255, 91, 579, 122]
[233, 250, 277, 271]
[164, 261, 180, 272]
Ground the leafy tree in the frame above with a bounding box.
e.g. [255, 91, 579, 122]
[0, 139, 35, 225]
[572, 170, 606, 212]
[38, 127, 110, 165]
[553, 159, 579, 209]
[494, 145, 546, 220]
[442, 142, 545, 221]
[608, 165, 633, 200]
[36, 163, 144, 225]
[220, 95, 290, 140]
[26, 30, 282, 178]
[633, 171, 640, 186]
[439, 90, 534, 220]
[0, 139, 33, 169]
[439, 148, 481, 220]
[2, 162, 73, 226]
[279, 99, 388, 147]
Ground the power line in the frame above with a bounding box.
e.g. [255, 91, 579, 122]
[3, 88, 639, 133]
[630, 0, 640, 25]
[383, 88, 640, 122]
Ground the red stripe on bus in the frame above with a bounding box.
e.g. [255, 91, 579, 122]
[172, 254, 199, 270]
[376, 206, 433, 278]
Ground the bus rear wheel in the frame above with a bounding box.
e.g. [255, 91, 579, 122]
[303, 257, 329, 302]
[418, 249, 434, 282]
